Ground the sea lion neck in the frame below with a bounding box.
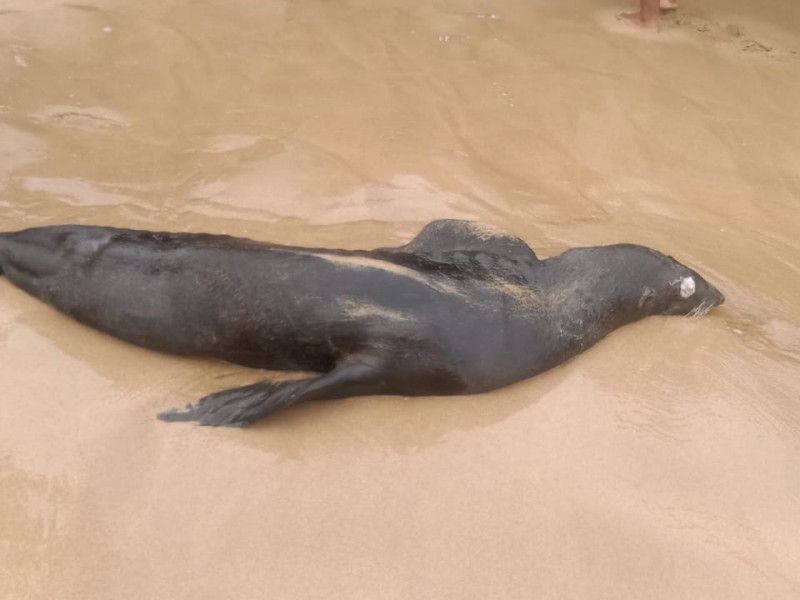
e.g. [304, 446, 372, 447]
[535, 246, 658, 325]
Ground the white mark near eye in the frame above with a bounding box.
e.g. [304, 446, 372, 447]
[680, 276, 696, 299]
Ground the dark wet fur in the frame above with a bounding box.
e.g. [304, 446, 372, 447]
[0, 221, 724, 427]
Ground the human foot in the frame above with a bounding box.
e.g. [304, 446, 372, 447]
[659, 0, 678, 11]
[617, 11, 659, 32]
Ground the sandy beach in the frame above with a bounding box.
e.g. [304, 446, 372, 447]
[1, 0, 800, 597]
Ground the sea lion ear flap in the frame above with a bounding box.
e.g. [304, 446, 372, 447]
[638, 286, 656, 309]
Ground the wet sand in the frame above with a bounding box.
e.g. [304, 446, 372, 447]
[2, 0, 800, 597]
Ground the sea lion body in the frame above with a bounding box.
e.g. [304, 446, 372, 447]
[0, 220, 724, 426]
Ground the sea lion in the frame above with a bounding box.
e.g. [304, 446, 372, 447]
[0, 220, 724, 427]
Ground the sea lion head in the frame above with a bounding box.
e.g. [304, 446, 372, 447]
[625, 246, 725, 318]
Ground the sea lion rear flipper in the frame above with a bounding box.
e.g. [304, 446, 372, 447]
[157, 360, 389, 427]
[383, 219, 538, 264]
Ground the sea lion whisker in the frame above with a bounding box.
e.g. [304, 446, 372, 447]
[686, 300, 711, 319]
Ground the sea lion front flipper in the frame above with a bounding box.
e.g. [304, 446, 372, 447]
[157, 360, 389, 427]
[386, 219, 539, 264]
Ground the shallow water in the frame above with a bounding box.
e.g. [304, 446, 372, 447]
[2, 0, 800, 598]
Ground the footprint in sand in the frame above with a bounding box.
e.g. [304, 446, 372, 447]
[667, 15, 797, 60]
[31, 105, 130, 132]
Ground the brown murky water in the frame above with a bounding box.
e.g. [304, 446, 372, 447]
[2, 0, 800, 597]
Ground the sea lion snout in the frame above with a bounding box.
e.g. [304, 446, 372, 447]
[682, 274, 724, 306]
[659, 268, 724, 317]
[688, 272, 725, 309]
[707, 282, 725, 307]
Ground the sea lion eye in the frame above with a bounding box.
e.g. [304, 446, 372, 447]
[679, 276, 696, 299]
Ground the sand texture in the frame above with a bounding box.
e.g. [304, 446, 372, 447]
[1, 0, 800, 598]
